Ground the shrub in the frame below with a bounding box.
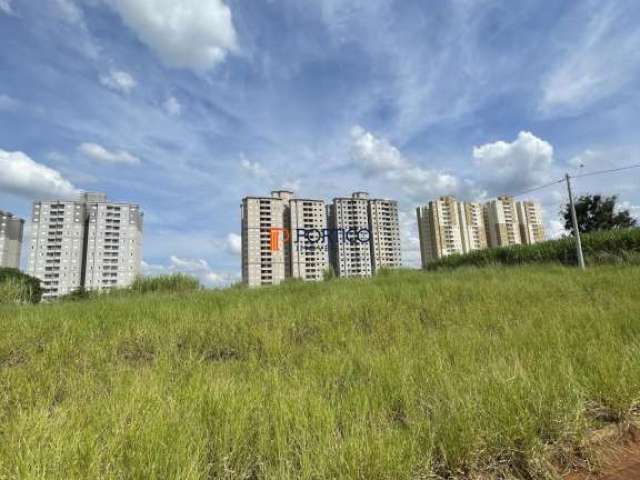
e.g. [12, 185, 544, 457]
[129, 274, 201, 294]
[0, 268, 42, 304]
[426, 228, 640, 271]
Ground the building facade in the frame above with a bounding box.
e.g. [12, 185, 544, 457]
[289, 198, 329, 282]
[0, 210, 24, 269]
[241, 191, 292, 287]
[417, 195, 543, 267]
[241, 190, 401, 286]
[516, 200, 545, 245]
[27, 192, 143, 299]
[328, 192, 373, 278]
[369, 198, 402, 273]
[483, 196, 522, 248]
[416, 196, 466, 266]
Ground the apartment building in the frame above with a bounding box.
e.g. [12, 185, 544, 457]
[328, 192, 373, 278]
[83, 193, 144, 291]
[483, 196, 522, 248]
[369, 199, 402, 272]
[27, 192, 143, 299]
[416, 196, 465, 266]
[241, 191, 292, 287]
[0, 210, 24, 269]
[241, 190, 401, 286]
[516, 200, 545, 245]
[459, 201, 488, 253]
[289, 198, 328, 282]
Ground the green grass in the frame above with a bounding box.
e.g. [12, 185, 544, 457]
[427, 227, 640, 271]
[1, 265, 639, 479]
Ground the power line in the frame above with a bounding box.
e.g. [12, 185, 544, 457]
[508, 178, 565, 198]
[571, 163, 640, 179]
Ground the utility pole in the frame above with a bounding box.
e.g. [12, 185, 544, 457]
[565, 173, 585, 270]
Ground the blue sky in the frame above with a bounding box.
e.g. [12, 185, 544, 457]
[1, 0, 639, 285]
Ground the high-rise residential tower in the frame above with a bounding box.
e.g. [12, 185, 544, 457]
[27, 192, 143, 299]
[483, 196, 522, 248]
[328, 192, 373, 278]
[0, 210, 24, 269]
[416, 196, 465, 266]
[241, 191, 292, 287]
[459, 201, 488, 253]
[242, 190, 401, 286]
[368, 198, 402, 273]
[516, 200, 545, 245]
[289, 198, 329, 282]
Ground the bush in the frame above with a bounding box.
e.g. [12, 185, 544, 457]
[129, 274, 201, 295]
[0, 268, 42, 304]
[427, 228, 640, 271]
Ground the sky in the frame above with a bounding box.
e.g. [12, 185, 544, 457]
[1, 0, 639, 286]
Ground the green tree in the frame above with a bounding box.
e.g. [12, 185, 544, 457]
[563, 194, 637, 234]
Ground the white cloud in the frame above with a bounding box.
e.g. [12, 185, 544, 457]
[349, 125, 459, 200]
[107, 0, 238, 70]
[0, 0, 13, 15]
[472, 131, 554, 195]
[0, 94, 19, 110]
[240, 156, 269, 178]
[78, 143, 141, 165]
[226, 233, 241, 256]
[142, 256, 239, 287]
[0, 149, 79, 199]
[99, 70, 137, 94]
[54, 0, 83, 24]
[163, 96, 182, 116]
[540, 4, 640, 113]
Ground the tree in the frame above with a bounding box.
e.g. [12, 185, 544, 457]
[562, 194, 637, 235]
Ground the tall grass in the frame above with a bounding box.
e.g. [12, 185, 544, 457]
[0, 268, 42, 304]
[129, 273, 201, 294]
[427, 227, 640, 271]
[0, 265, 639, 479]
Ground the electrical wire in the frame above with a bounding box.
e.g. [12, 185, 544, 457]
[570, 163, 640, 179]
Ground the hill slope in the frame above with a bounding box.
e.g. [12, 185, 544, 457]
[1, 265, 639, 479]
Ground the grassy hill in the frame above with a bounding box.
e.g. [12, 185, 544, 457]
[1, 265, 639, 479]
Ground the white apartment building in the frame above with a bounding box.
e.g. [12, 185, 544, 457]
[289, 198, 328, 282]
[369, 199, 402, 272]
[516, 200, 545, 245]
[27, 192, 143, 299]
[483, 196, 522, 248]
[329, 192, 373, 278]
[241, 191, 292, 287]
[83, 193, 144, 291]
[242, 190, 401, 286]
[0, 210, 24, 269]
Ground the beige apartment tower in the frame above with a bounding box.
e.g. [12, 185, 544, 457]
[516, 201, 545, 245]
[241, 191, 294, 288]
[459, 201, 488, 253]
[27, 192, 143, 299]
[0, 210, 24, 269]
[483, 196, 522, 248]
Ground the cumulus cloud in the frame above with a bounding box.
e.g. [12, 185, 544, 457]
[107, 0, 238, 70]
[54, 0, 83, 24]
[99, 70, 137, 94]
[141, 256, 238, 287]
[163, 96, 182, 116]
[78, 143, 141, 165]
[349, 125, 459, 200]
[0, 149, 79, 199]
[226, 233, 241, 256]
[472, 131, 554, 195]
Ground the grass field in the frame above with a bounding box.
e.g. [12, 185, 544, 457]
[1, 265, 639, 479]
